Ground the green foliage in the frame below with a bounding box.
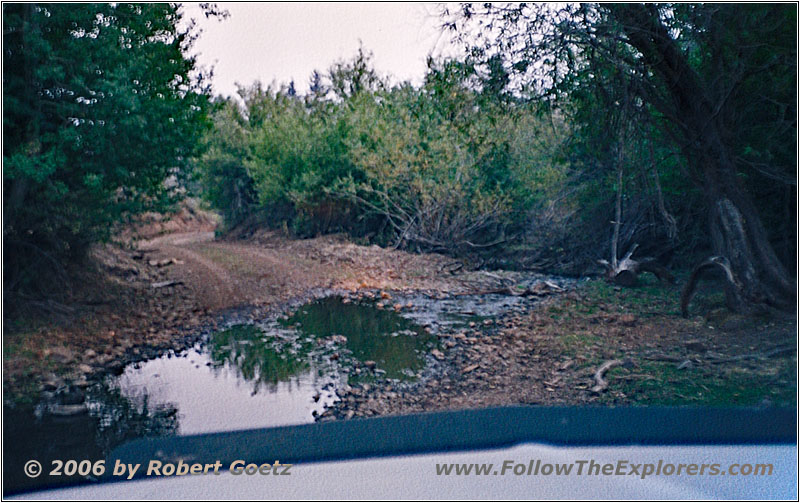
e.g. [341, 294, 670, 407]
[446, 3, 796, 274]
[341, 62, 522, 252]
[194, 99, 256, 228]
[198, 49, 568, 257]
[3, 3, 212, 295]
[242, 81, 362, 236]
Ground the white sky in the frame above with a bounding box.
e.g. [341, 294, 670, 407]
[186, 2, 455, 99]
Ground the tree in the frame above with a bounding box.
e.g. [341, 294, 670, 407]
[195, 98, 256, 228]
[446, 3, 796, 313]
[3, 3, 214, 297]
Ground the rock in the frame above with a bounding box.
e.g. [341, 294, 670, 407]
[83, 349, 97, 359]
[49, 403, 88, 416]
[431, 349, 445, 360]
[57, 387, 85, 405]
[78, 364, 94, 374]
[45, 347, 75, 364]
[684, 340, 707, 353]
[345, 410, 355, 420]
[41, 373, 63, 391]
[364, 360, 377, 370]
[468, 321, 476, 328]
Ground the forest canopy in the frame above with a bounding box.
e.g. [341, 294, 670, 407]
[4, 3, 796, 315]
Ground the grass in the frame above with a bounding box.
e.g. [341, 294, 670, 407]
[600, 359, 796, 406]
[540, 275, 796, 407]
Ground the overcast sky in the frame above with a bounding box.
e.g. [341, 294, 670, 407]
[187, 3, 455, 99]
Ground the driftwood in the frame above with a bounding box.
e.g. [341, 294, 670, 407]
[598, 243, 675, 287]
[591, 359, 622, 393]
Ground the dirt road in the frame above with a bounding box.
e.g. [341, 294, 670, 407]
[138, 229, 467, 311]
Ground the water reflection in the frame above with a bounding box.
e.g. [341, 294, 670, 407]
[285, 296, 437, 379]
[208, 324, 314, 393]
[4, 384, 178, 495]
[5, 296, 436, 495]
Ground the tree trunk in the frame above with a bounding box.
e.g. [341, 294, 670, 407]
[610, 4, 796, 314]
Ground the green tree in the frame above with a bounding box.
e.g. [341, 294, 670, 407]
[447, 3, 796, 313]
[3, 3, 214, 296]
[194, 98, 256, 228]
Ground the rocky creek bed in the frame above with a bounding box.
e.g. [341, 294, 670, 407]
[25, 274, 576, 424]
[5, 276, 575, 494]
[7, 271, 797, 496]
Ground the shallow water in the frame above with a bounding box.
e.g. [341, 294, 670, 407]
[4, 282, 574, 494]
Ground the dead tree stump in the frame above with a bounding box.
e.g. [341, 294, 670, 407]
[598, 244, 675, 287]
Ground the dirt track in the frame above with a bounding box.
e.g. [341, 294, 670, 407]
[138, 229, 467, 311]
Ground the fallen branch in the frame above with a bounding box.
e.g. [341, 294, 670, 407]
[643, 354, 684, 363]
[705, 345, 795, 364]
[598, 243, 675, 287]
[591, 359, 623, 393]
[151, 280, 183, 289]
